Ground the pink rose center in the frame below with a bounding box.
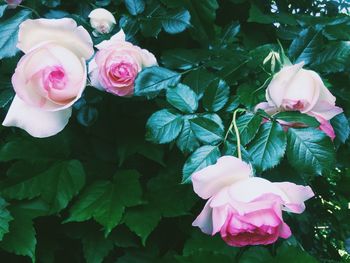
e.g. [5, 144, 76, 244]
[220, 209, 282, 247]
[282, 99, 308, 111]
[42, 66, 67, 91]
[108, 62, 138, 82]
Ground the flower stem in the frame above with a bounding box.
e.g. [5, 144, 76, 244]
[224, 108, 245, 160]
[233, 108, 245, 160]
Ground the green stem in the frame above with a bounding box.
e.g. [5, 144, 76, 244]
[223, 108, 245, 160]
[233, 109, 245, 160]
[18, 5, 41, 18]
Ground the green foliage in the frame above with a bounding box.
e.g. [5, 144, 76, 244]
[247, 122, 287, 172]
[67, 170, 142, 235]
[287, 128, 335, 175]
[0, 10, 32, 59]
[0, 0, 349, 262]
[146, 109, 183, 144]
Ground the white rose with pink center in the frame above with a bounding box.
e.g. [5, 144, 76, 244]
[2, 18, 94, 138]
[256, 62, 343, 139]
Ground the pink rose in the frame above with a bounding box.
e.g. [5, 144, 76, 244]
[256, 63, 343, 139]
[2, 18, 94, 138]
[88, 29, 157, 96]
[192, 156, 314, 247]
[5, 0, 22, 8]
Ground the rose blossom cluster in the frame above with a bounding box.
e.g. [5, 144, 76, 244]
[256, 62, 343, 139]
[191, 156, 314, 247]
[2, 9, 157, 138]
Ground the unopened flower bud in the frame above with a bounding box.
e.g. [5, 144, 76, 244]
[88, 8, 116, 35]
[5, 0, 22, 9]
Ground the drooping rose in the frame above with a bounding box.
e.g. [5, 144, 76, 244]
[88, 29, 157, 96]
[88, 8, 116, 35]
[5, 0, 22, 9]
[192, 156, 314, 247]
[256, 62, 343, 139]
[2, 18, 94, 138]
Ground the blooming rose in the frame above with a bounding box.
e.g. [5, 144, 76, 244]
[256, 62, 343, 139]
[192, 156, 314, 247]
[89, 29, 157, 96]
[88, 8, 116, 35]
[5, 0, 22, 8]
[2, 18, 94, 138]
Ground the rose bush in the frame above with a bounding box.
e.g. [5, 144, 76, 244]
[0, 1, 349, 263]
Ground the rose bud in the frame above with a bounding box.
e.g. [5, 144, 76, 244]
[88, 8, 116, 35]
[5, 0, 23, 9]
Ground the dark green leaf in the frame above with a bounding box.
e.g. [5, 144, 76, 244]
[311, 41, 350, 73]
[146, 109, 183, 144]
[182, 145, 220, 183]
[125, 0, 145, 15]
[0, 5, 7, 18]
[183, 68, 215, 97]
[77, 106, 98, 127]
[247, 122, 287, 172]
[287, 128, 335, 175]
[166, 84, 198, 113]
[41, 0, 61, 8]
[0, 197, 12, 241]
[331, 113, 349, 144]
[161, 49, 202, 70]
[176, 115, 201, 153]
[134, 66, 181, 98]
[0, 10, 32, 59]
[182, 0, 219, 43]
[82, 231, 114, 263]
[236, 113, 263, 145]
[161, 9, 191, 34]
[202, 79, 230, 112]
[288, 27, 323, 65]
[190, 117, 224, 144]
[66, 170, 142, 235]
[0, 206, 37, 261]
[274, 111, 320, 127]
[0, 89, 14, 108]
[1, 160, 86, 213]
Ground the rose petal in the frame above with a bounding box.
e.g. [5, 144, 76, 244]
[95, 29, 126, 50]
[2, 96, 72, 138]
[222, 177, 289, 204]
[192, 201, 214, 235]
[17, 18, 94, 60]
[191, 156, 253, 199]
[266, 62, 304, 107]
[274, 182, 314, 213]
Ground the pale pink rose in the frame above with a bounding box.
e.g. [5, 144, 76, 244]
[5, 0, 22, 8]
[256, 63, 343, 139]
[89, 29, 157, 96]
[192, 156, 314, 247]
[2, 18, 94, 138]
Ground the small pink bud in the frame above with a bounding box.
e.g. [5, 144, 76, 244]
[5, 0, 23, 9]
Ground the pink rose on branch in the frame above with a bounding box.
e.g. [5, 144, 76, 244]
[192, 156, 314, 247]
[256, 62, 343, 139]
[88, 29, 157, 97]
[2, 18, 94, 138]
